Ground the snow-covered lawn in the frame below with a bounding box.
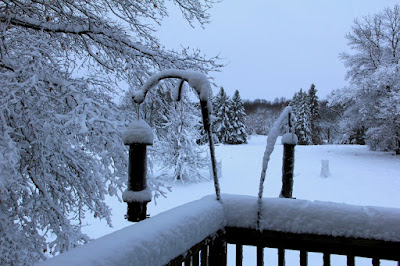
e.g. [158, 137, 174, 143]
[82, 135, 400, 265]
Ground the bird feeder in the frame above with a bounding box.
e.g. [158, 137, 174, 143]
[122, 120, 153, 222]
[280, 132, 298, 198]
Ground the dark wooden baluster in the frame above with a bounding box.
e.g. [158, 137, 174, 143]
[372, 258, 380, 266]
[236, 244, 243, 266]
[323, 253, 330, 266]
[200, 245, 208, 266]
[347, 255, 355, 266]
[257, 246, 264, 266]
[184, 256, 191, 266]
[209, 236, 226, 265]
[193, 250, 199, 266]
[300, 250, 308, 266]
[278, 248, 285, 266]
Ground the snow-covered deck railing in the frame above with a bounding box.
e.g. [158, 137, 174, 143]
[37, 196, 225, 266]
[39, 195, 400, 266]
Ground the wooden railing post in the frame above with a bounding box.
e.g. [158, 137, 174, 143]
[122, 120, 153, 222]
[209, 233, 227, 265]
[280, 133, 297, 198]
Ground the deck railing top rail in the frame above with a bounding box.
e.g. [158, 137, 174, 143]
[39, 194, 400, 265]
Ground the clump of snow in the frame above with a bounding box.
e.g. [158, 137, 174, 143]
[122, 187, 152, 203]
[132, 69, 211, 104]
[37, 195, 225, 266]
[122, 120, 153, 145]
[222, 194, 400, 242]
[281, 132, 298, 145]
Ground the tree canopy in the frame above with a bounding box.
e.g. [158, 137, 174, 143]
[0, 0, 221, 264]
[331, 4, 400, 152]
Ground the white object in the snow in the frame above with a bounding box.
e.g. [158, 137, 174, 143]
[320, 160, 331, 178]
[281, 133, 298, 145]
[122, 120, 153, 145]
[122, 187, 152, 203]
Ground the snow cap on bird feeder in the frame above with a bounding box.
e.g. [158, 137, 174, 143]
[281, 133, 298, 145]
[123, 119, 153, 145]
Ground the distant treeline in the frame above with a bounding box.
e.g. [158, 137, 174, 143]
[242, 98, 290, 135]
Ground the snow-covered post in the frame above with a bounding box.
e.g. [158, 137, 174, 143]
[122, 120, 153, 222]
[280, 133, 298, 198]
[257, 106, 296, 230]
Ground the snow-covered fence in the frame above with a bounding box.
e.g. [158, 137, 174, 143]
[39, 195, 400, 265]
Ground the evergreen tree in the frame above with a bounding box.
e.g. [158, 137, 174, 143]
[291, 89, 312, 145]
[213, 87, 232, 143]
[154, 90, 209, 182]
[227, 90, 248, 144]
[308, 84, 321, 144]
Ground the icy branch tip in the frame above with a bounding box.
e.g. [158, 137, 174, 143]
[132, 69, 211, 104]
[281, 133, 298, 145]
[122, 120, 153, 145]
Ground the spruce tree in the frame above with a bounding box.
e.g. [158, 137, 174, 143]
[291, 89, 312, 145]
[227, 90, 248, 144]
[213, 87, 232, 143]
[308, 84, 321, 144]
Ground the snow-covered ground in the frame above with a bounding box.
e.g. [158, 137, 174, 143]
[82, 135, 400, 265]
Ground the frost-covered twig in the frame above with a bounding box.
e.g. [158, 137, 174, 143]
[147, 175, 172, 205]
[257, 106, 295, 230]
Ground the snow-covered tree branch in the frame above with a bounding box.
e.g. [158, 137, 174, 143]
[332, 4, 400, 153]
[0, 0, 222, 264]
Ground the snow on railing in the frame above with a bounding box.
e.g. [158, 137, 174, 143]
[257, 106, 296, 230]
[223, 194, 400, 242]
[38, 194, 400, 265]
[38, 196, 225, 266]
[132, 69, 221, 201]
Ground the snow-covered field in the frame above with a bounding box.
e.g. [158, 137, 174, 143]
[82, 135, 400, 265]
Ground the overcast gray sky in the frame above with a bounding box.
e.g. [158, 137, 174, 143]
[156, 0, 399, 101]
